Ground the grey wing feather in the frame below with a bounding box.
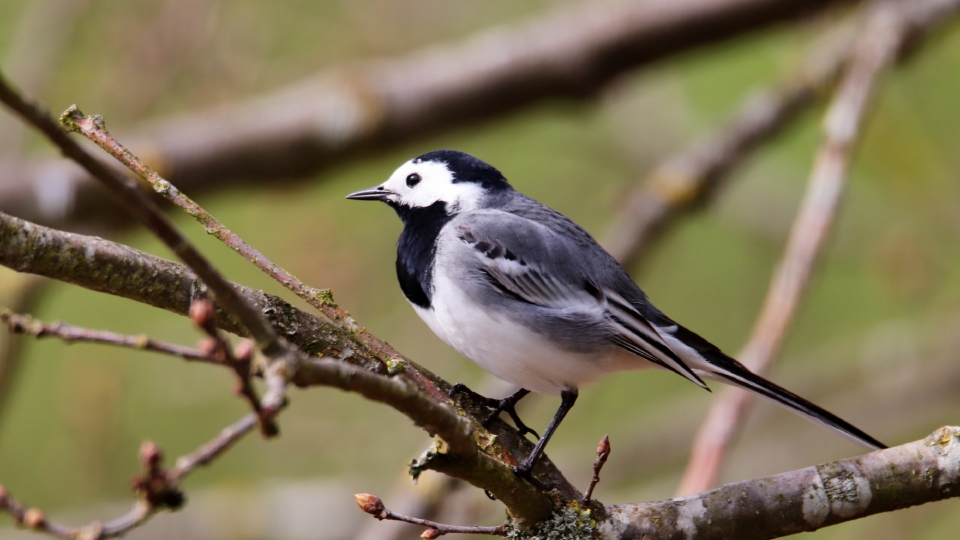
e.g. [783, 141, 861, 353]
[454, 209, 707, 388]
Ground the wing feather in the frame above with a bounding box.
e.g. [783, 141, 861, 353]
[455, 214, 707, 388]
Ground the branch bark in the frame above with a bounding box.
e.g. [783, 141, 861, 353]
[602, 426, 960, 540]
[1, 0, 860, 230]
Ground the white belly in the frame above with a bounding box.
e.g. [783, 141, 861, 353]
[412, 273, 633, 395]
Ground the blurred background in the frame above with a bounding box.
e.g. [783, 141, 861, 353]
[1, 0, 959, 539]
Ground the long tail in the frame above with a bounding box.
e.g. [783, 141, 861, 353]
[697, 349, 886, 450]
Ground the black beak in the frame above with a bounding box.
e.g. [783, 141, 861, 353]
[345, 186, 392, 201]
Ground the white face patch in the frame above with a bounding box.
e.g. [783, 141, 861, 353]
[378, 159, 486, 211]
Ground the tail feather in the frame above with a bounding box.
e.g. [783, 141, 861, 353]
[699, 351, 887, 450]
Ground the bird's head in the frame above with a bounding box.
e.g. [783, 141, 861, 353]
[346, 150, 510, 218]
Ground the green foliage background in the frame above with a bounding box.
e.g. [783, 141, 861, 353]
[1, 1, 959, 538]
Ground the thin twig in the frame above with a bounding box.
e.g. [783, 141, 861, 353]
[0, 76, 286, 361]
[61, 106, 415, 381]
[355, 494, 507, 538]
[64, 109, 352, 326]
[0, 413, 259, 539]
[1, 309, 216, 363]
[582, 435, 611, 504]
[676, 0, 936, 496]
[188, 299, 277, 436]
[171, 413, 259, 478]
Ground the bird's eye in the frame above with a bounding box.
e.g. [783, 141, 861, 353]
[406, 173, 421, 187]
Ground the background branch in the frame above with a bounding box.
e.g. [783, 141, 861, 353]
[603, 18, 859, 265]
[676, 0, 960, 496]
[0, 0, 859, 231]
[0, 274, 45, 423]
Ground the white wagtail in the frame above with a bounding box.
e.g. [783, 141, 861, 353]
[347, 149, 886, 481]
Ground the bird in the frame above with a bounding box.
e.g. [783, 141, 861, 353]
[346, 149, 886, 483]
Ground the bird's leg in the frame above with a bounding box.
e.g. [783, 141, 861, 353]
[448, 384, 538, 439]
[513, 388, 578, 486]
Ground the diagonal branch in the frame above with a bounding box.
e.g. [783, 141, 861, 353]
[0, 209, 571, 526]
[676, 0, 960, 496]
[0, 72, 287, 362]
[604, 18, 859, 266]
[61, 106, 398, 362]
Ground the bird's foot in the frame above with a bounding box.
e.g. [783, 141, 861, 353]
[448, 385, 538, 440]
[512, 459, 555, 491]
[482, 396, 539, 440]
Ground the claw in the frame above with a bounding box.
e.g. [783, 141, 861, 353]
[449, 384, 537, 439]
[485, 400, 539, 440]
[512, 463, 556, 491]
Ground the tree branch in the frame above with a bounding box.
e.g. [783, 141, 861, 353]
[1, 0, 860, 230]
[1, 310, 216, 363]
[603, 426, 960, 540]
[676, 0, 960, 496]
[604, 18, 859, 265]
[0, 209, 573, 526]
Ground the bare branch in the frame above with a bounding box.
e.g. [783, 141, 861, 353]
[0, 413, 258, 539]
[677, 0, 960, 496]
[603, 426, 960, 540]
[1, 310, 216, 363]
[169, 413, 258, 478]
[2, 0, 861, 230]
[355, 494, 507, 538]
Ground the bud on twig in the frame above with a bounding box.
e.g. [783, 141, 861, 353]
[354, 493, 385, 517]
[421, 528, 442, 539]
[233, 340, 255, 361]
[197, 336, 218, 358]
[23, 508, 45, 529]
[188, 299, 215, 328]
[139, 440, 162, 468]
[597, 434, 611, 461]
